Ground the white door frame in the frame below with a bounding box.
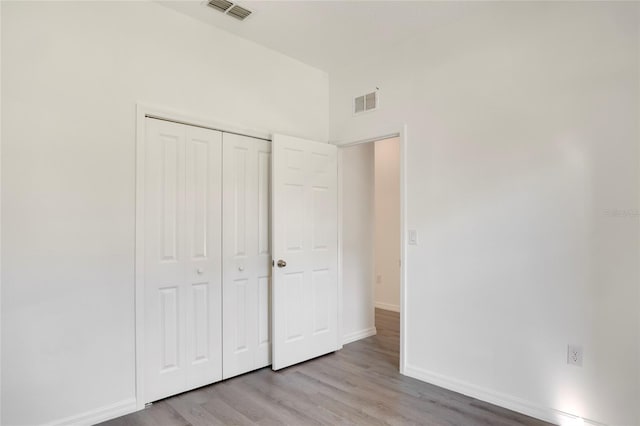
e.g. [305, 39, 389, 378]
[334, 125, 408, 374]
[134, 103, 271, 409]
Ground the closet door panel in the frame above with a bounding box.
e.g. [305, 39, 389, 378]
[223, 134, 271, 379]
[144, 118, 222, 403]
[144, 119, 188, 402]
[185, 126, 222, 389]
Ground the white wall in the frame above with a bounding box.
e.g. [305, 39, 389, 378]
[0, 1, 3, 422]
[374, 137, 400, 312]
[330, 2, 639, 425]
[1, 2, 328, 425]
[340, 143, 376, 344]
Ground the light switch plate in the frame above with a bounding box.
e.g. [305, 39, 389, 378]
[408, 229, 418, 245]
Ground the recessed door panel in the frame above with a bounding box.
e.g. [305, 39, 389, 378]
[284, 184, 304, 252]
[312, 186, 330, 250]
[312, 269, 330, 334]
[160, 136, 179, 262]
[285, 148, 303, 170]
[189, 140, 209, 259]
[284, 272, 304, 342]
[159, 287, 180, 371]
[233, 147, 248, 257]
[191, 283, 209, 364]
[234, 279, 249, 352]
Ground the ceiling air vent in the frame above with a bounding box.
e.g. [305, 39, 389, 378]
[354, 90, 379, 115]
[207, 0, 233, 13]
[227, 5, 252, 20]
[206, 0, 253, 21]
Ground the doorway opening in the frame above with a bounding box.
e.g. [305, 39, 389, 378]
[372, 137, 401, 364]
[339, 134, 403, 370]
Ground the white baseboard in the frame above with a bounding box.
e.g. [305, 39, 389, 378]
[374, 302, 400, 312]
[43, 397, 138, 426]
[342, 327, 377, 345]
[403, 364, 603, 426]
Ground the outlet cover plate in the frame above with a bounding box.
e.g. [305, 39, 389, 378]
[567, 344, 583, 367]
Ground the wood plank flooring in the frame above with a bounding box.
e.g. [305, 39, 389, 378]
[101, 309, 551, 426]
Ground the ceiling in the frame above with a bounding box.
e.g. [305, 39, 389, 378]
[158, 1, 473, 73]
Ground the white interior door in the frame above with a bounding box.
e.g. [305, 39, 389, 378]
[222, 133, 272, 379]
[271, 134, 338, 370]
[144, 118, 222, 403]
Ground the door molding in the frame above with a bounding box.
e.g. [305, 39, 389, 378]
[334, 125, 408, 375]
[134, 103, 272, 410]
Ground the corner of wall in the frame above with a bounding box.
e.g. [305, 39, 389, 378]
[343, 327, 377, 345]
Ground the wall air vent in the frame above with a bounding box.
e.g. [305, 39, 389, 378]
[354, 90, 379, 115]
[206, 0, 253, 21]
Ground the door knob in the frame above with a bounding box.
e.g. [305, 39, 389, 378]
[277, 259, 287, 268]
[196, 268, 204, 275]
[238, 265, 244, 272]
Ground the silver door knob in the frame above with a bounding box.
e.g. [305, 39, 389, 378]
[277, 259, 287, 268]
[238, 265, 244, 271]
[197, 268, 204, 275]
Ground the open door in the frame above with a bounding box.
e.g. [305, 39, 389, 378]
[271, 134, 338, 370]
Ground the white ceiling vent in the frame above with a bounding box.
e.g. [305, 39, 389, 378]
[206, 0, 253, 21]
[354, 90, 379, 115]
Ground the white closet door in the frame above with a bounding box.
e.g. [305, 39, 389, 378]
[271, 134, 338, 370]
[222, 133, 272, 379]
[144, 118, 222, 403]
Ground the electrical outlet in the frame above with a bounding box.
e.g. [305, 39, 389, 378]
[567, 344, 583, 367]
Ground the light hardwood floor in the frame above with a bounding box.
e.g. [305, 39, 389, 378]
[101, 309, 550, 426]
